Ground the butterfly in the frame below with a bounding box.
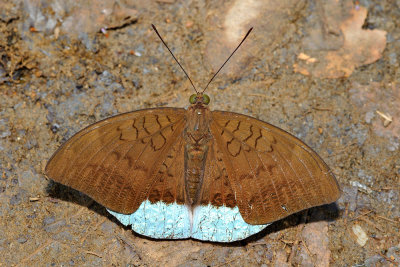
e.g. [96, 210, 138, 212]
[45, 25, 340, 242]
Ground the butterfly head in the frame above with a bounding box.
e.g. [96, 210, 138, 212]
[186, 92, 212, 145]
[189, 93, 210, 106]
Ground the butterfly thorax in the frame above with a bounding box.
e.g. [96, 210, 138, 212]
[183, 104, 212, 205]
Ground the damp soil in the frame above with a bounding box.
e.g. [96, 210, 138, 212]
[1, 0, 399, 266]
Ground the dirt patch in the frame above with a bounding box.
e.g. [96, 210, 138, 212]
[1, 0, 399, 266]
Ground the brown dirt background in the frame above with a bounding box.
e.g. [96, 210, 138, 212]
[0, 0, 399, 266]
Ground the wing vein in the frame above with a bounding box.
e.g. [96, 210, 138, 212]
[67, 126, 122, 189]
[242, 149, 268, 215]
[276, 139, 324, 203]
[253, 148, 284, 217]
[275, 139, 316, 206]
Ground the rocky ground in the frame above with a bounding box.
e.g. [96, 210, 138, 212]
[0, 0, 399, 266]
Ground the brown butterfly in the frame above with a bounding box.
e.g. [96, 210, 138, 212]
[45, 25, 340, 242]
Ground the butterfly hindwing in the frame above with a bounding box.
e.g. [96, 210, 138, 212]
[192, 140, 269, 241]
[210, 110, 340, 225]
[107, 132, 194, 240]
[145, 134, 186, 205]
[198, 140, 236, 208]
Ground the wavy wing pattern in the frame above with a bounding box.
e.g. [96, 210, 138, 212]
[46, 108, 186, 214]
[210, 111, 340, 225]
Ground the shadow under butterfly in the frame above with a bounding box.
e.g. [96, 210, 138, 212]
[45, 25, 340, 242]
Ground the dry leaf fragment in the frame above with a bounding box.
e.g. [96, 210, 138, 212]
[294, 3, 386, 78]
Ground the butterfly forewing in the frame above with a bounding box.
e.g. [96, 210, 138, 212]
[45, 108, 186, 214]
[210, 110, 340, 225]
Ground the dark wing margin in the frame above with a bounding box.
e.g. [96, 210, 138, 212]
[45, 108, 186, 214]
[210, 110, 340, 225]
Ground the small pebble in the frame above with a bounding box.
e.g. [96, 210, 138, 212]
[17, 237, 27, 244]
[352, 224, 368, 247]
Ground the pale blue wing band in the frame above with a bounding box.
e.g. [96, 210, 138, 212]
[107, 200, 269, 242]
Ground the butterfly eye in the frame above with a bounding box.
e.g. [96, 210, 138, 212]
[202, 94, 210, 105]
[189, 94, 197, 104]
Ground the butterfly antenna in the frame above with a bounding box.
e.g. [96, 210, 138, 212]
[202, 27, 253, 94]
[152, 24, 199, 94]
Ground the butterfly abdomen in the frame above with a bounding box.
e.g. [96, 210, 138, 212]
[184, 143, 209, 205]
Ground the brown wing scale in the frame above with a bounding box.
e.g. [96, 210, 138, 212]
[197, 139, 237, 208]
[210, 110, 340, 225]
[45, 108, 186, 214]
[145, 134, 186, 205]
